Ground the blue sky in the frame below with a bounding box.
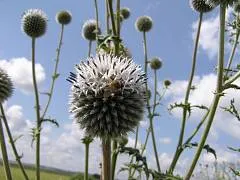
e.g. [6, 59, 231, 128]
[0, 0, 240, 178]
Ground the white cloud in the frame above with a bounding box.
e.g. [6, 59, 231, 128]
[159, 137, 172, 144]
[192, 8, 233, 59]
[0, 57, 46, 93]
[166, 73, 240, 140]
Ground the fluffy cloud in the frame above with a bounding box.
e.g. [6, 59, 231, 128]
[192, 9, 233, 59]
[166, 73, 240, 140]
[0, 57, 46, 93]
[159, 137, 172, 144]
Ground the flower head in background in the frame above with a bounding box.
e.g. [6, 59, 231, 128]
[0, 68, 13, 103]
[190, 0, 215, 13]
[120, 8, 131, 19]
[82, 19, 100, 41]
[68, 54, 146, 139]
[21, 9, 47, 38]
[56, 10, 72, 25]
[135, 16, 153, 32]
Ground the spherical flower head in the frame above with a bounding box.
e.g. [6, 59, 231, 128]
[150, 57, 162, 70]
[82, 19, 100, 41]
[21, 9, 47, 38]
[56, 10, 72, 25]
[135, 16, 153, 32]
[68, 54, 146, 139]
[164, 80, 171, 87]
[0, 68, 13, 103]
[120, 8, 131, 19]
[190, 0, 215, 13]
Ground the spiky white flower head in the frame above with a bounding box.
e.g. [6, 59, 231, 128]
[56, 10, 72, 25]
[0, 68, 13, 103]
[68, 54, 146, 139]
[21, 9, 47, 38]
[190, 0, 215, 13]
[82, 19, 100, 41]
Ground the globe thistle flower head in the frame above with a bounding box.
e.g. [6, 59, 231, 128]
[82, 19, 100, 41]
[120, 8, 131, 19]
[164, 80, 171, 87]
[150, 57, 162, 70]
[21, 9, 47, 38]
[68, 54, 146, 139]
[135, 16, 153, 32]
[56, 10, 72, 25]
[190, 0, 215, 13]
[0, 68, 13, 103]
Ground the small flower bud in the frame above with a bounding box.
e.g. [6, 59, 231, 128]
[164, 80, 171, 87]
[21, 9, 47, 38]
[0, 68, 13, 103]
[82, 19, 100, 41]
[150, 57, 162, 70]
[190, 0, 214, 13]
[56, 10, 72, 25]
[120, 8, 131, 19]
[135, 16, 153, 32]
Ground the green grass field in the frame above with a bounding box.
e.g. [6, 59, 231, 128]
[0, 165, 71, 180]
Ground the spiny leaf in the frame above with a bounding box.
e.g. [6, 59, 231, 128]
[183, 142, 217, 159]
[222, 99, 240, 121]
[40, 118, 59, 127]
[13, 134, 24, 143]
[228, 146, 240, 152]
[168, 102, 191, 117]
[230, 167, 240, 176]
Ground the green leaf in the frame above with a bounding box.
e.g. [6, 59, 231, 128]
[228, 146, 240, 152]
[52, 73, 60, 80]
[40, 118, 59, 127]
[13, 134, 24, 143]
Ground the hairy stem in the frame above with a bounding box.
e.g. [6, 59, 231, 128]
[185, 4, 226, 179]
[169, 12, 203, 174]
[41, 24, 64, 119]
[0, 104, 29, 180]
[225, 30, 239, 77]
[88, 40, 92, 57]
[102, 138, 111, 180]
[0, 105, 12, 180]
[84, 143, 90, 180]
[111, 141, 118, 180]
[32, 38, 41, 180]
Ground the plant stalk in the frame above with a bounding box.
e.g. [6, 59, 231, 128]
[84, 143, 90, 180]
[111, 141, 118, 180]
[102, 138, 111, 180]
[107, 0, 117, 36]
[88, 40, 92, 57]
[0, 104, 29, 180]
[169, 12, 203, 174]
[185, 4, 226, 179]
[0, 106, 12, 180]
[32, 38, 41, 180]
[105, 0, 110, 34]
[41, 24, 64, 119]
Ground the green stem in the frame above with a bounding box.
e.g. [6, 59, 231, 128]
[185, 4, 226, 179]
[0, 106, 12, 180]
[84, 143, 90, 180]
[0, 104, 29, 180]
[88, 40, 92, 57]
[225, 31, 239, 77]
[41, 24, 64, 119]
[111, 141, 118, 180]
[32, 38, 41, 180]
[169, 12, 203, 174]
[150, 69, 161, 172]
[102, 138, 111, 180]
[116, 0, 120, 37]
[107, 0, 117, 36]
[105, 0, 110, 34]
[94, 0, 100, 44]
